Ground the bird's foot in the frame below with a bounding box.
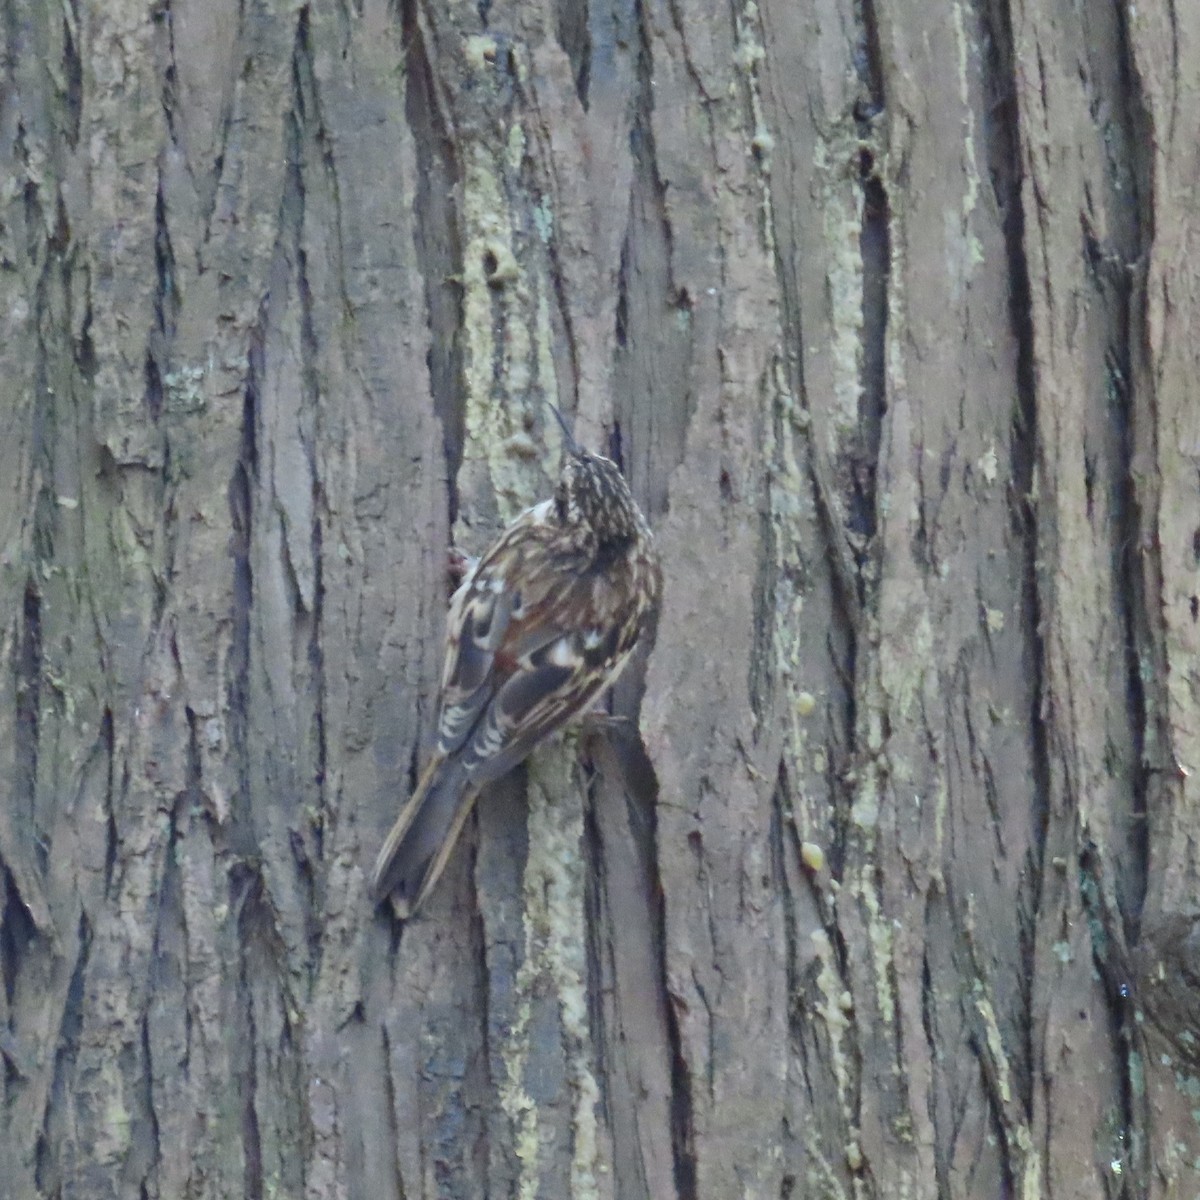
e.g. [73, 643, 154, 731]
[578, 710, 631, 737]
[447, 546, 478, 593]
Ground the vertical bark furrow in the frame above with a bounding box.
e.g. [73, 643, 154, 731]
[583, 732, 677, 1200]
[236, 875, 266, 1200]
[613, 2, 693, 517]
[149, 179, 178, 420]
[36, 912, 90, 1197]
[554, 0, 591, 107]
[134, 1006, 162, 1197]
[403, 0, 466, 499]
[997, 0, 1173, 1188]
[853, 0, 888, 557]
[975, 9, 1052, 1152]
[1105, 0, 1155, 941]
[1125, 0, 1200, 1181]
[60, 0, 82, 150]
[15, 582, 42, 841]
[983, 0, 1048, 967]
[1078, 843, 1146, 1195]
[228, 350, 257, 839]
[665, 978, 698, 1200]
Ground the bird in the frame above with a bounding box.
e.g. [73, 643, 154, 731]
[370, 413, 662, 918]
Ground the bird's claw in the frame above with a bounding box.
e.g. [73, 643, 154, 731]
[578, 711, 631, 736]
[447, 547, 478, 593]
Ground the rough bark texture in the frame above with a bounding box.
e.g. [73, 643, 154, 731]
[1, 0, 1197, 1197]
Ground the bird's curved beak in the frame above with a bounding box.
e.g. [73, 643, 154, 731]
[546, 402, 583, 458]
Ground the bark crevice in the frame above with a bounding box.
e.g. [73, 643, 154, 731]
[853, 0, 888, 562]
[1107, 0, 1155, 943]
[404, 0, 466, 511]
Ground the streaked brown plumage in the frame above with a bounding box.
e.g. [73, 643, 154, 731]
[370, 438, 662, 918]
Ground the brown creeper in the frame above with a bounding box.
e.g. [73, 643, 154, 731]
[370, 422, 662, 918]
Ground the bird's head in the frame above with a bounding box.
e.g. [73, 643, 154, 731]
[546, 405, 643, 547]
[555, 449, 643, 546]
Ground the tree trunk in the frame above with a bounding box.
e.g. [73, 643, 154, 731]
[1, 0, 1197, 1196]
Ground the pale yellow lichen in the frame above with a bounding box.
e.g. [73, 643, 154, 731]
[813, 133, 866, 445]
[801, 841, 826, 872]
[458, 140, 548, 530]
[975, 992, 1011, 1104]
[463, 34, 498, 70]
[506, 123, 526, 174]
[524, 742, 603, 1198]
[810, 928, 856, 1138]
[164, 363, 206, 411]
[850, 781, 878, 830]
[765, 357, 827, 838]
[951, 0, 984, 267]
[857, 871, 896, 1027]
[734, 0, 777, 245]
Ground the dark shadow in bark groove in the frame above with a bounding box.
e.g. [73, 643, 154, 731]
[379, 1022, 408, 1199]
[404, 0, 467, 520]
[918, 905, 951, 1199]
[979, 0, 1046, 960]
[144, 192, 167, 426]
[971, 1019, 1019, 1200]
[1078, 842, 1145, 1198]
[228, 330, 259, 842]
[36, 911, 91, 1194]
[235, 864, 267, 1200]
[855, 163, 888, 554]
[62, 0, 83, 148]
[554, 0, 591, 107]
[615, 0, 695, 508]
[660, 796, 698, 1200]
[290, 21, 330, 872]
[770, 768, 805, 1053]
[665, 964, 698, 1200]
[100, 707, 117, 891]
[854, 0, 888, 561]
[1105, 0, 1154, 944]
[581, 757, 609, 1088]
[979, 5, 1049, 1107]
[133, 1006, 162, 1194]
[14, 582, 42, 848]
[0, 870, 35, 1026]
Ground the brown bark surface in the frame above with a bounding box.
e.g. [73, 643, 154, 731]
[1, 0, 1197, 1197]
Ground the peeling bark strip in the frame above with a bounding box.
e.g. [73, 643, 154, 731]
[0, 0, 1198, 1196]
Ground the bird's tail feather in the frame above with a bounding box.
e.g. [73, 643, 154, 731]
[370, 756, 478, 918]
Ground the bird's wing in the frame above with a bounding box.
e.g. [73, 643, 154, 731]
[435, 504, 560, 755]
[459, 623, 627, 789]
[434, 519, 634, 786]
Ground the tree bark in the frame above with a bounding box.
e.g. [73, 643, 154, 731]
[1, 0, 1197, 1197]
